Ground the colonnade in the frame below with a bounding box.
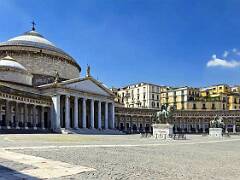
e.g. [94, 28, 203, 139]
[0, 99, 49, 129]
[51, 94, 115, 130]
[173, 118, 237, 133]
[115, 115, 152, 133]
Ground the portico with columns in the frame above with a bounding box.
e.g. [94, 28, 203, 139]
[39, 76, 115, 132]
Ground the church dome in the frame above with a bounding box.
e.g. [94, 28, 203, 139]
[0, 26, 81, 86]
[0, 29, 77, 63]
[0, 55, 33, 85]
[0, 55, 28, 72]
[8, 30, 55, 46]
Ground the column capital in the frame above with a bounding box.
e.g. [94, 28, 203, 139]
[66, 94, 71, 98]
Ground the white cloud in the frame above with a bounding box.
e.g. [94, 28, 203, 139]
[232, 48, 237, 53]
[223, 50, 229, 58]
[207, 54, 240, 68]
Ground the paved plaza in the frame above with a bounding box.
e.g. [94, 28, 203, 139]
[0, 134, 240, 179]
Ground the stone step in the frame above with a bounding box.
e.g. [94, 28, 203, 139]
[60, 128, 125, 135]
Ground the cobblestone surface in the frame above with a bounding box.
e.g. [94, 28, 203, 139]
[0, 134, 240, 180]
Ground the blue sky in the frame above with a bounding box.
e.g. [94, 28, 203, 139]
[1, 0, 240, 88]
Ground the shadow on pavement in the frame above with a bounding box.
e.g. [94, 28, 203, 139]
[0, 164, 38, 180]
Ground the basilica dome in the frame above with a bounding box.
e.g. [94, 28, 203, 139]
[0, 27, 81, 86]
[0, 55, 33, 85]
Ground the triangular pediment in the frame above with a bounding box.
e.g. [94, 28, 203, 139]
[62, 78, 112, 96]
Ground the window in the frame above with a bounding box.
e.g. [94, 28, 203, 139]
[152, 102, 155, 107]
[1, 106, 5, 111]
[202, 104, 206, 109]
[157, 102, 159, 108]
[152, 94, 154, 100]
[234, 98, 237, 104]
[235, 106, 237, 109]
[223, 97, 226, 102]
[193, 104, 196, 109]
[219, 87, 222, 90]
[157, 95, 159, 100]
[212, 103, 215, 109]
[223, 104, 225, 110]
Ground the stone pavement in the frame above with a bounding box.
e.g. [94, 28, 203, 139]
[0, 134, 240, 179]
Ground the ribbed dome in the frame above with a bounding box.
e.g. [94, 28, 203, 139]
[0, 28, 81, 85]
[0, 29, 80, 67]
[8, 30, 55, 46]
[0, 55, 28, 72]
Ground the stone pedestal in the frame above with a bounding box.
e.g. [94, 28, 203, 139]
[152, 123, 174, 140]
[209, 128, 223, 138]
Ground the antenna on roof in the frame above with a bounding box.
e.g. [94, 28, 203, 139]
[31, 21, 36, 31]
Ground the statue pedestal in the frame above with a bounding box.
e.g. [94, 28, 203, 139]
[152, 123, 173, 140]
[209, 128, 223, 138]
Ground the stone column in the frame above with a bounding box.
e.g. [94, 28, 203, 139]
[51, 95, 61, 131]
[0, 104, 2, 129]
[202, 122, 206, 133]
[110, 103, 115, 129]
[188, 123, 192, 133]
[6, 100, 11, 129]
[195, 123, 198, 133]
[15, 102, 19, 129]
[74, 96, 79, 129]
[41, 106, 45, 129]
[20, 104, 24, 128]
[225, 124, 228, 133]
[104, 102, 108, 129]
[233, 123, 236, 133]
[181, 121, 184, 132]
[175, 122, 178, 133]
[90, 99, 94, 129]
[82, 98, 86, 128]
[33, 105, 37, 129]
[24, 104, 28, 129]
[98, 101, 102, 129]
[65, 95, 70, 129]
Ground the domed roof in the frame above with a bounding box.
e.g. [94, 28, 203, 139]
[0, 55, 28, 72]
[0, 28, 80, 70]
[0, 55, 32, 85]
[8, 30, 55, 46]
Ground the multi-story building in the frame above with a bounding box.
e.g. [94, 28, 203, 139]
[231, 86, 240, 93]
[114, 83, 240, 111]
[161, 86, 200, 110]
[228, 93, 240, 110]
[200, 84, 231, 97]
[114, 82, 167, 109]
[200, 84, 240, 110]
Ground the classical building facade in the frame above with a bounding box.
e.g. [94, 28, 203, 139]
[0, 26, 115, 132]
[115, 107, 240, 133]
[1, 25, 240, 135]
[113, 82, 167, 109]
